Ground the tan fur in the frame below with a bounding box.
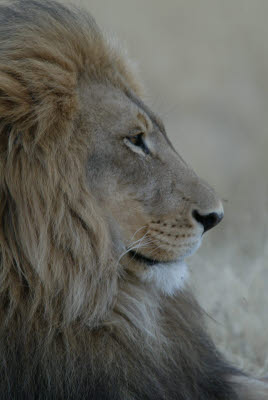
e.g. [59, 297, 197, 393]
[0, 1, 267, 399]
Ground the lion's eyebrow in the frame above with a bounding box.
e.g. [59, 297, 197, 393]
[137, 112, 152, 132]
[125, 89, 179, 154]
[125, 90, 165, 135]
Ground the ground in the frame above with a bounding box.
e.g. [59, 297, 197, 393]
[76, 0, 268, 375]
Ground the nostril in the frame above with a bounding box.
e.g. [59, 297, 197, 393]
[192, 210, 223, 233]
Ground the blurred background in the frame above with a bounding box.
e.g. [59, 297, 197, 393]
[76, 0, 268, 374]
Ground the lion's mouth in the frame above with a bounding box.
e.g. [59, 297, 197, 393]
[128, 250, 178, 266]
[127, 236, 202, 267]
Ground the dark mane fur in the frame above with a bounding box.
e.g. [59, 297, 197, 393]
[1, 288, 240, 399]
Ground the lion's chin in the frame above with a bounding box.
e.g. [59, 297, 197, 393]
[133, 238, 203, 296]
[139, 261, 189, 296]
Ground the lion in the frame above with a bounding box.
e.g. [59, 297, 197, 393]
[0, 1, 267, 399]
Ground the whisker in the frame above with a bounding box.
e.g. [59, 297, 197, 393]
[118, 231, 151, 263]
[129, 225, 147, 243]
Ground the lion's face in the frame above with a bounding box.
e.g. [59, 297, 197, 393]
[82, 82, 223, 274]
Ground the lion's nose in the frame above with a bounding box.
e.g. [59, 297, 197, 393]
[192, 210, 224, 233]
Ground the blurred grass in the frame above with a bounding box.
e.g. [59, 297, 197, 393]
[75, 0, 268, 374]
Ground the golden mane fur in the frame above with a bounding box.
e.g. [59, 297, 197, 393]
[0, 0, 132, 328]
[0, 1, 267, 399]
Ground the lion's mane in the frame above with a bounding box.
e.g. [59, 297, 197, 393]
[0, 2, 241, 399]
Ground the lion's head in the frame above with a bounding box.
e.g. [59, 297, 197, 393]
[0, 0, 223, 325]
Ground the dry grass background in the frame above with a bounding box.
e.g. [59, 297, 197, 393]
[74, 0, 268, 376]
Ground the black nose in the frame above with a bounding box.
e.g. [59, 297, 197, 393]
[192, 210, 223, 233]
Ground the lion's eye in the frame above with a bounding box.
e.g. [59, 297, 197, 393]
[126, 133, 150, 155]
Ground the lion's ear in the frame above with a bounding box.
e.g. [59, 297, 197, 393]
[0, 61, 78, 149]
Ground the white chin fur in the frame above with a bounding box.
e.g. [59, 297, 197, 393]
[140, 261, 189, 296]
